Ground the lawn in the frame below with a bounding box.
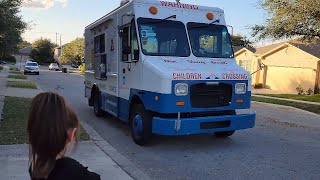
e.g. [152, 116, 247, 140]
[252, 96, 320, 115]
[0, 97, 90, 145]
[10, 70, 22, 75]
[7, 81, 37, 89]
[257, 94, 320, 103]
[9, 66, 19, 71]
[8, 74, 27, 80]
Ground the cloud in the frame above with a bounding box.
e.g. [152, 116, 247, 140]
[22, 0, 68, 9]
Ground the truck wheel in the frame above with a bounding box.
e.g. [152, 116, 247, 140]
[214, 131, 235, 138]
[130, 104, 152, 146]
[93, 90, 103, 117]
[214, 110, 236, 138]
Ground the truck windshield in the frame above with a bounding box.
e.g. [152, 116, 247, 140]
[187, 23, 234, 58]
[137, 18, 190, 57]
[26, 62, 38, 66]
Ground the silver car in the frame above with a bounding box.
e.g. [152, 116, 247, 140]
[49, 63, 59, 71]
[24, 62, 40, 75]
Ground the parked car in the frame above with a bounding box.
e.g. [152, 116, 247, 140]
[71, 63, 79, 68]
[0, 61, 7, 64]
[24, 61, 40, 75]
[49, 63, 60, 71]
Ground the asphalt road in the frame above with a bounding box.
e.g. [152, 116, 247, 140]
[28, 69, 320, 180]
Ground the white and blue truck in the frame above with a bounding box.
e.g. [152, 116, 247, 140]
[84, 0, 256, 145]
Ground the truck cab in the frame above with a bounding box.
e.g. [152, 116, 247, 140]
[84, 0, 255, 145]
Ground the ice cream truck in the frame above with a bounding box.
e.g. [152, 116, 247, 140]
[84, 0, 256, 145]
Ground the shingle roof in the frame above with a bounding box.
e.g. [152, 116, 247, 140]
[255, 39, 320, 59]
[233, 46, 256, 53]
[18, 47, 32, 55]
[255, 42, 284, 55]
[291, 41, 320, 59]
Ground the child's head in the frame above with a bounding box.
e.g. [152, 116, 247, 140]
[27, 92, 80, 178]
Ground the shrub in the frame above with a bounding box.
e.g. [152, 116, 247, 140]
[306, 88, 314, 95]
[296, 85, 305, 95]
[254, 83, 263, 89]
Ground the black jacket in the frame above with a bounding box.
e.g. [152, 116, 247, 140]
[30, 157, 101, 180]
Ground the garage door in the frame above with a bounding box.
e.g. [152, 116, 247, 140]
[266, 66, 316, 93]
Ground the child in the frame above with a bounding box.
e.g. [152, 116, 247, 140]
[27, 92, 100, 180]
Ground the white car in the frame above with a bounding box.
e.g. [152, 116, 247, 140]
[49, 63, 60, 71]
[24, 61, 40, 75]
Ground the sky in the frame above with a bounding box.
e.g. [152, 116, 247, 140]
[20, 0, 267, 45]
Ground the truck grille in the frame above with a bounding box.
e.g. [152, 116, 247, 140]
[190, 83, 232, 108]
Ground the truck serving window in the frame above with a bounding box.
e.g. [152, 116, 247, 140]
[187, 23, 234, 58]
[137, 18, 190, 57]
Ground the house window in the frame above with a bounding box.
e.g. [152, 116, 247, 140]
[240, 60, 252, 72]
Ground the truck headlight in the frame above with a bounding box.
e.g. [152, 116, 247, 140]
[235, 83, 246, 94]
[175, 83, 188, 96]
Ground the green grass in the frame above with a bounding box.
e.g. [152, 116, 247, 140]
[10, 70, 22, 75]
[252, 96, 320, 115]
[256, 94, 320, 103]
[9, 66, 19, 71]
[0, 97, 90, 145]
[0, 65, 3, 71]
[7, 81, 37, 89]
[8, 74, 27, 80]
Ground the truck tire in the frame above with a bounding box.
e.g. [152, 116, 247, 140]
[130, 104, 152, 146]
[214, 110, 236, 138]
[214, 131, 235, 138]
[93, 90, 103, 117]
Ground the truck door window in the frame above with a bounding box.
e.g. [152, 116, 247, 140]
[121, 26, 130, 62]
[131, 21, 139, 61]
[93, 33, 107, 79]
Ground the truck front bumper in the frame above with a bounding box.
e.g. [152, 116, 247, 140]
[152, 112, 256, 136]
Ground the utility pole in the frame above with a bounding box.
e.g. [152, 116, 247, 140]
[55, 33, 58, 47]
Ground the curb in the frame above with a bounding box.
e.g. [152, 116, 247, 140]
[81, 120, 150, 180]
[252, 94, 320, 106]
[252, 101, 320, 117]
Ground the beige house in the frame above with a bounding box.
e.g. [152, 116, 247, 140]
[234, 41, 320, 94]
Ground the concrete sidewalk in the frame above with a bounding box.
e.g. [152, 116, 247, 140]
[252, 94, 320, 106]
[0, 141, 132, 180]
[0, 65, 143, 180]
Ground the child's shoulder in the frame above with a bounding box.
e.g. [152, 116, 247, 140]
[51, 157, 101, 180]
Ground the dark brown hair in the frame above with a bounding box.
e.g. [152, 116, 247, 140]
[27, 92, 80, 179]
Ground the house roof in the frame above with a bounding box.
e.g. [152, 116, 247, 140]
[255, 42, 284, 55]
[290, 41, 320, 59]
[257, 40, 320, 59]
[233, 46, 256, 56]
[18, 47, 32, 55]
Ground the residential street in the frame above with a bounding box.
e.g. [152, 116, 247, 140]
[27, 69, 320, 180]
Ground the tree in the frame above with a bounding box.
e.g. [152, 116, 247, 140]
[59, 38, 84, 65]
[0, 0, 27, 61]
[231, 35, 252, 47]
[252, 0, 320, 41]
[17, 40, 32, 50]
[30, 38, 55, 63]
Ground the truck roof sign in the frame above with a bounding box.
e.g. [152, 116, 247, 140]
[160, 1, 199, 10]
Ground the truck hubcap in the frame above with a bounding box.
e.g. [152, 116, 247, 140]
[132, 114, 143, 138]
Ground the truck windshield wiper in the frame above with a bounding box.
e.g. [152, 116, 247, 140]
[145, 15, 177, 24]
[189, 19, 220, 29]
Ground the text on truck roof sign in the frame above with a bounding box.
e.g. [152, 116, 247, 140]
[160, 1, 199, 10]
